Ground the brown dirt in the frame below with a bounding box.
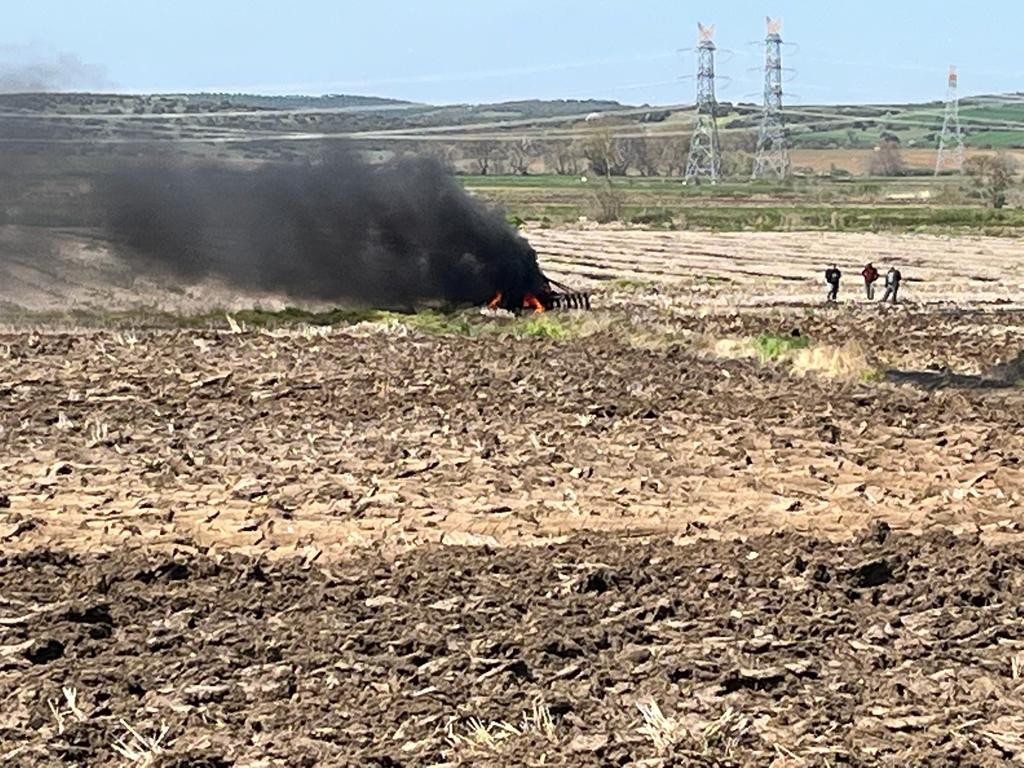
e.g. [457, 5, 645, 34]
[789, 148, 1024, 175]
[1, 310, 1023, 558]
[5, 227, 1024, 316]
[2, 529, 1024, 766]
[529, 228, 1024, 310]
[0, 226, 302, 317]
[2, 227, 1024, 765]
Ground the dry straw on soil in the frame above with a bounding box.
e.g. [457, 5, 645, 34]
[709, 334, 878, 381]
[790, 340, 877, 381]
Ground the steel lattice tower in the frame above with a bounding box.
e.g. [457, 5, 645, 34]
[684, 23, 722, 182]
[752, 17, 790, 180]
[935, 65, 964, 175]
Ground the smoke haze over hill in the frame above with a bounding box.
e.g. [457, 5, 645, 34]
[0, 45, 110, 93]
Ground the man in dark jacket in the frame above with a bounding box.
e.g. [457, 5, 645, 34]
[882, 266, 902, 304]
[825, 264, 841, 302]
[861, 263, 879, 299]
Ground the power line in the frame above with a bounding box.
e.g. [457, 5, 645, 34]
[7, 106, 1024, 147]
[5, 69, 1024, 150]
[7, 109, 1024, 147]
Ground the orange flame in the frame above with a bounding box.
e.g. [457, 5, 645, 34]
[487, 292, 503, 310]
[523, 294, 545, 314]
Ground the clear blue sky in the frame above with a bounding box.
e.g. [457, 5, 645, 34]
[4, 0, 1023, 104]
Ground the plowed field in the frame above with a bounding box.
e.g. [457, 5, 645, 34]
[3, 530, 1024, 766]
[1, 226, 1023, 765]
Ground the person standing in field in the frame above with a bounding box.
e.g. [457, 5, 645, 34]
[861, 262, 879, 300]
[882, 266, 902, 304]
[825, 264, 842, 302]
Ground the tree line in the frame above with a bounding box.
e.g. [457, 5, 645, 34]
[383, 126, 1020, 208]
[404, 128, 760, 178]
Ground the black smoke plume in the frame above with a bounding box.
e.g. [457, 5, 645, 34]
[101, 151, 550, 309]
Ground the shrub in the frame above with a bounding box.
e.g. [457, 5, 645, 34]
[752, 333, 811, 361]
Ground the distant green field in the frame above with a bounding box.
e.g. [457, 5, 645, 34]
[462, 175, 952, 199]
[964, 130, 1024, 148]
[460, 175, 1024, 236]
[960, 103, 1024, 122]
[783, 98, 1024, 150]
[790, 129, 876, 147]
[464, 174, 960, 197]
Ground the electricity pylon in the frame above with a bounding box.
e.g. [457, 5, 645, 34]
[752, 16, 790, 180]
[684, 23, 722, 183]
[935, 65, 964, 175]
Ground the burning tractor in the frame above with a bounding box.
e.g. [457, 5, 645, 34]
[483, 247, 591, 314]
[487, 277, 591, 314]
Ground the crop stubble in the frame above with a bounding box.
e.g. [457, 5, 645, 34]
[1, 229, 1024, 764]
[1, 310, 1023, 557]
[2, 530, 1024, 765]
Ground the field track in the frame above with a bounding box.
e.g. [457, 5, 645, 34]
[529, 226, 1024, 308]
[3, 225, 1024, 315]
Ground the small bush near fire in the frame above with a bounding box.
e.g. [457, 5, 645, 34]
[510, 316, 575, 340]
[752, 333, 811, 361]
